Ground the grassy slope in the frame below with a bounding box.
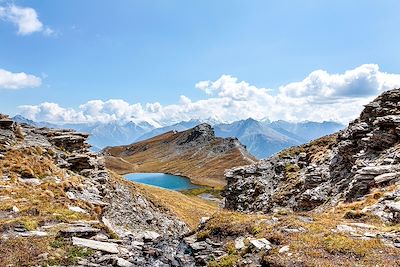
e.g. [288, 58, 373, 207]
[104, 130, 255, 188]
[201, 187, 400, 267]
[109, 172, 219, 229]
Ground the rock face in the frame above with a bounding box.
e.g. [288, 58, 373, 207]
[0, 116, 199, 266]
[224, 89, 400, 221]
[103, 123, 256, 187]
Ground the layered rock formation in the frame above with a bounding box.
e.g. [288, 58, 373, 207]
[224, 89, 400, 222]
[0, 115, 213, 266]
[103, 123, 256, 187]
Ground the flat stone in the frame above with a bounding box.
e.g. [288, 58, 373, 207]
[60, 226, 100, 237]
[18, 231, 48, 237]
[140, 230, 160, 241]
[206, 238, 222, 247]
[279, 245, 290, 254]
[364, 232, 377, 238]
[348, 223, 377, 229]
[18, 178, 42, 186]
[91, 233, 109, 241]
[357, 165, 399, 175]
[69, 206, 87, 213]
[374, 173, 399, 184]
[234, 237, 245, 250]
[72, 237, 119, 254]
[130, 240, 144, 249]
[117, 257, 135, 267]
[249, 238, 272, 251]
[297, 216, 313, 223]
[283, 228, 303, 233]
[336, 224, 357, 233]
[190, 241, 208, 251]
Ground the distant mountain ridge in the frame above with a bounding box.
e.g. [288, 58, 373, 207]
[12, 115, 344, 158]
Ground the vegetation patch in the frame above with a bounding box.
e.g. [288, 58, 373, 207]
[181, 187, 223, 199]
[0, 237, 49, 266]
[208, 254, 240, 267]
[323, 234, 382, 257]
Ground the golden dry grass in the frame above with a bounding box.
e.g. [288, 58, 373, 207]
[0, 236, 50, 266]
[278, 134, 337, 164]
[108, 172, 219, 229]
[136, 184, 219, 229]
[0, 147, 66, 179]
[201, 206, 400, 267]
[104, 129, 255, 188]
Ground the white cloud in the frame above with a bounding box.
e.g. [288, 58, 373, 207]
[18, 64, 400, 125]
[0, 68, 42, 89]
[280, 64, 400, 100]
[0, 4, 53, 35]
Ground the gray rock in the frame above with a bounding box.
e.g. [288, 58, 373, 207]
[72, 237, 119, 254]
[279, 245, 290, 253]
[374, 173, 399, 184]
[190, 241, 208, 251]
[140, 230, 161, 241]
[18, 178, 42, 186]
[336, 225, 357, 233]
[60, 226, 100, 237]
[234, 237, 245, 250]
[117, 257, 135, 267]
[249, 238, 272, 251]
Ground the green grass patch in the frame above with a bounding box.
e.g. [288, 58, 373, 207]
[181, 187, 222, 199]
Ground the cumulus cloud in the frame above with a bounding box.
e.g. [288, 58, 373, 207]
[18, 64, 400, 125]
[0, 68, 42, 89]
[280, 64, 400, 100]
[0, 4, 53, 35]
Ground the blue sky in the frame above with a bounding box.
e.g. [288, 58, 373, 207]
[1, 0, 400, 124]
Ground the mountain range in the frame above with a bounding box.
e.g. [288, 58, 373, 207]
[12, 115, 344, 158]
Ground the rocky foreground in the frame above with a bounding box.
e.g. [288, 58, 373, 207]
[0, 116, 218, 266]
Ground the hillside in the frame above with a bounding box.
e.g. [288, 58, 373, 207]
[0, 115, 217, 266]
[103, 123, 256, 187]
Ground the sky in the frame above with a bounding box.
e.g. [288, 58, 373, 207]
[1, 0, 400, 125]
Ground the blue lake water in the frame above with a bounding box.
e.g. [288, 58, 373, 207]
[124, 173, 202, 191]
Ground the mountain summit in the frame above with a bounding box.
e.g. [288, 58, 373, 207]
[103, 123, 256, 187]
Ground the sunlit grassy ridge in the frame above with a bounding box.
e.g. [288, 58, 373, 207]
[110, 172, 219, 229]
[104, 128, 255, 188]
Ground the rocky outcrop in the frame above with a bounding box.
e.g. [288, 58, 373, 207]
[0, 117, 199, 266]
[103, 123, 256, 187]
[224, 89, 400, 220]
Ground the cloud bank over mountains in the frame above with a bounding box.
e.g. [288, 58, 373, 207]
[19, 64, 400, 125]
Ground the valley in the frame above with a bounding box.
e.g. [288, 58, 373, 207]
[102, 123, 256, 188]
[0, 89, 399, 267]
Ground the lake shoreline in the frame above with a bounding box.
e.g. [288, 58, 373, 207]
[124, 172, 204, 191]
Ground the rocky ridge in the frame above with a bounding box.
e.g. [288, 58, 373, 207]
[103, 123, 256, 187]
[0, 115, 212, 266]
[224, 89, 400, 223]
